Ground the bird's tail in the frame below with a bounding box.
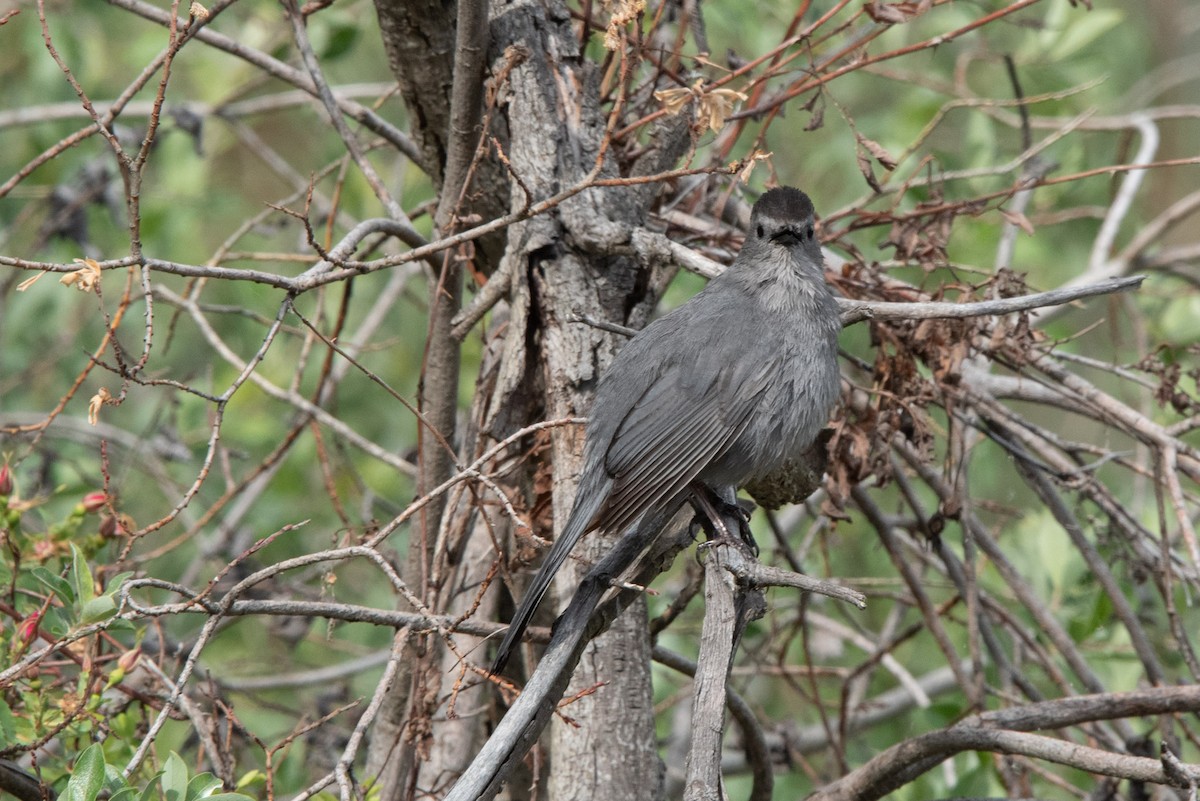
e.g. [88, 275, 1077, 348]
[490, 497, 598, 675]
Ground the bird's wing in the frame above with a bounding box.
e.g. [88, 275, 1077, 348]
[597, 351, 773, 534]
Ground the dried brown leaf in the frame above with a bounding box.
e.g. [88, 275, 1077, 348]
[604, 0, 645, 50]
[60, 258, 102, 293]
[736, 150, 772, 183]
[804, 104, 825, 132]
[863, 0, 932, 24]
[857, 150, 882, 193]
[998, 208, 1036, 235]
[88, 387, 112, 426]
[858, 133, 898, 170]
[654, 86, 693, 116]
[16, 272, 45, 291]
[702, 87, 748, 132]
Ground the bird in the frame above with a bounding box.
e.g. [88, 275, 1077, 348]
[491, 186, 842, 674]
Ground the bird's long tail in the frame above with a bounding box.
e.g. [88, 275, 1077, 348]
[490, 497, 599, 675]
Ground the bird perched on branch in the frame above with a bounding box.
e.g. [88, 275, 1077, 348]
[492, 186, 842, 674]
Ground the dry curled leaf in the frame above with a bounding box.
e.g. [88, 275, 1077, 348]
[883, 194, 957, 269]
[654, 79, 747, 133]
[857, 133, 897, 171]
[913, 318, 971, 385]
[603, 0, 645, 50]
[736, 150, 772, 183]
[60, 258, 102, 293]
[703, 87, 748, 132]
[189, 1, 209, 20]
[16, 272, 45, 291]
[998, 208, 1035, 235]
[856, 149, 882, 193]
[1138, 348, 1200, 415]
[804, 104, 825, 132]
[88, 387, 112, 426]
[654, 85, 694, 116]
[824, 417, 873, 510]
[863, 0, 932, 24]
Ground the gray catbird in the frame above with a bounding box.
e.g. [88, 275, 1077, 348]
[491, 186, 842, 674]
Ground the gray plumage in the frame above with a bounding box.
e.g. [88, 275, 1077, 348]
[491, 187, 842, 674]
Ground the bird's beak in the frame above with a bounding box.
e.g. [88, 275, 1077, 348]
[770, 228, 802, 247]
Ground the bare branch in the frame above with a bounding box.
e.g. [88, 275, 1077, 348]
[810, 687, 1200, 801]
[837, 274, 1145, 325]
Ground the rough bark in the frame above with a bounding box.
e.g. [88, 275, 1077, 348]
[370, 0, 691, 796]
[369, 1, 483, 796]
[372, 0, 458, 183]
[488, 0, 664, 794]
[373, 0, 510, 264]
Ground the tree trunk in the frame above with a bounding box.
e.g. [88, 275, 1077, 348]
[369, 0, 691, 796]
[486, 0, 666, 795]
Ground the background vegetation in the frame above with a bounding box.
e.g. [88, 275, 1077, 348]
[3, 0, 1200, 799]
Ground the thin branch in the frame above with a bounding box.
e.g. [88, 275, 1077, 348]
[104, 0, 421, 160]
[837, 274, 1145, 325]
[811, 687, 1200, 801]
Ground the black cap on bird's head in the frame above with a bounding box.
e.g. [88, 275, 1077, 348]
[753, 187, 814, 223]
[748, 187, 819, 256]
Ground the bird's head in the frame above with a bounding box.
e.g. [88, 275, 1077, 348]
[747, 186, 822, 272]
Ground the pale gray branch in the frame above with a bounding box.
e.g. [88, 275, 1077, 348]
[837, 274, 1145, 325]
[811, 686, 1200, 801]
[721, 548, 866, 608]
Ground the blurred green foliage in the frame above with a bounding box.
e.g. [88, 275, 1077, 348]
[2, 0, 1195, 797]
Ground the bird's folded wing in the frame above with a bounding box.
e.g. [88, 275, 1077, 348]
[598, 356, 772, 534]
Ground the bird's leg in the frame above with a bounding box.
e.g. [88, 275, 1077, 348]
[687, 482, 757, 554]
[688, 483, 731, 541]
[717, 486, 759, 556]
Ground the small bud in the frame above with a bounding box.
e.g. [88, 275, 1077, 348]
[58, 692, 82, 715]
[32, 540, 57, 562]
[99, 515, 117, 538]
[0, 464, 12, 496]
[17, 613, 40, 645]
[117, 647, 142, 674]
[81, 492, 108, 513]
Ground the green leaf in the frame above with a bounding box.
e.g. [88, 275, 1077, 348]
[62, 744, 106, 801]
[0, 698, 16, 742]
[163, 753, 189, 801]
[319, 22, 359, 61]
[1070, 588, 1115, 642]
[1049, 9, 1123, 61]
[41, 607, 71, 638]
[71, 545, 96, 607]
[234, 771, 265, 791]
[104, 763, 131, 797]
[31, 566, 76, 605]
[137, 772, 164, 801]
[185, 773, 222, 801]
[105, 571, 134, 593]
[80, 595, 117, 625]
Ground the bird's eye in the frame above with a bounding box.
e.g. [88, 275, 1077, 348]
[756, 225, 764, 238]
[806, 226, 814, 240]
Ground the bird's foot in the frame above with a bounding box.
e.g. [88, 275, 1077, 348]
[688, 483, 758, 555]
